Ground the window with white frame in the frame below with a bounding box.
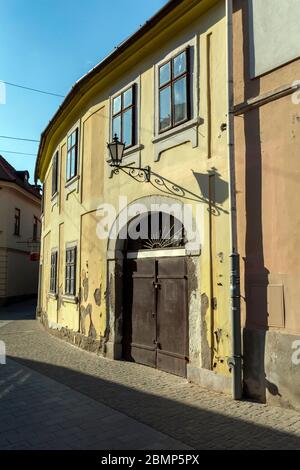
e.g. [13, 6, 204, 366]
[112, 85, 136, 148]
[52, 150, 59, 196]
[66, 128, 78, 181]
[50, 251, 58, 294]
[65, 246, 77, 296]
[158, 48, 190, 133]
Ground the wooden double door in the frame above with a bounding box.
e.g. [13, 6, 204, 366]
[123, 256, 188, 377]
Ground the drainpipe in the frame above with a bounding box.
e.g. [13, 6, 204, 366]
[226, 0, 242, 400]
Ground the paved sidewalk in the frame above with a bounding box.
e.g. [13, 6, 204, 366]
[0, 300, 300, 450]
[0, 358, 189, 450]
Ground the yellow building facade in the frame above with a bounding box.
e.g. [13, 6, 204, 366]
[36, 0, 233, 393]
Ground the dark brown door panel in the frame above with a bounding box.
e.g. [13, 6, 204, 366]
[123, 256, 188, 377]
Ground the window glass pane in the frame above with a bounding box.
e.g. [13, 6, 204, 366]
[173, 51, 187, 78]
[113, 95, 121, 115]
[123, 88, 133, 108]
[52, 154, 58, 194]
[67, 135, 72, 150]
[70, 149, 75, 178]
[159, 86, 171, 131]
[173, 77, 187, 124]
[159, 62, 171, 86]
[112, 115, 121, 140]
[71, 131, 76, 147]
[66, 152, 71, 180]
[123, 109, 133, 147]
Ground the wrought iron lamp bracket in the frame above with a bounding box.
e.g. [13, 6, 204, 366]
[110, 164, 151, 183]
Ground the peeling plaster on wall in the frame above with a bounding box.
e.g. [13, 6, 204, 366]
[186, 256, 201, 367]
[80, 303, 92, 335]
[57, 285, 64, 310]
[94, 285, 102, 306]
[40, 310, 104, 354]
[82, 270, 89, 302]
[200, 293, 211, 369]
[88, 319, 97, 339]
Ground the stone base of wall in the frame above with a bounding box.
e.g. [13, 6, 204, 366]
[104, 340, 123, 360]
[243, 327, 300, 412]
[187, 365, 232, 396]
[39, 311, 105, 355]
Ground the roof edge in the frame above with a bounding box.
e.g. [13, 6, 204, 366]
[35, 0, 189, 182]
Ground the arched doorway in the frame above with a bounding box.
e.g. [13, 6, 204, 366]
[122, 211, 189, 377]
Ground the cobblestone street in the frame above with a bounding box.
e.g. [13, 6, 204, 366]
[0, 300, 300, 450]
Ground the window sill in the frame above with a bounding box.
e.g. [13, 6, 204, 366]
[48, 292, 58, 300]
[123, 144, 144, 158]
[61, 294, 78, 304]
[65, 174, 79, 188]
[65, 175, 80, 198]
[51, 192, 59, 208]
[152, 117, 202, 162]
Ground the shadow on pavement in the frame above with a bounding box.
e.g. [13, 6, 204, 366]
[0, 299, 36, 321]
[6, 356, 300, 450]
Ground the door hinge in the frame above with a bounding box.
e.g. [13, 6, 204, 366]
[211, 297, 217, 310]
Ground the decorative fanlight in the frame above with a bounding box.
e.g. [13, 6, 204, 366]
[142, 223, 185, 249]
[126, 213, 185, 252]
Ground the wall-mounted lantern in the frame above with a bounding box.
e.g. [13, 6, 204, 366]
[107, 134, 150, 182]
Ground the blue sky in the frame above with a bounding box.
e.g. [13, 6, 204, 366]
[0, 0, 167, 182]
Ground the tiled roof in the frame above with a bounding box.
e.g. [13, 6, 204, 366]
[0, 155, 41, 198]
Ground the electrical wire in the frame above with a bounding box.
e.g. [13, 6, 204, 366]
[0, 150, 37, 156]
[0, 135, 40, 143]
[1, 80, 65, 98]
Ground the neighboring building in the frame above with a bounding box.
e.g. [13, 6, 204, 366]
[233, 0, 300, 410]
[35, 0, 234, 394]
[0, 155, 41, 305]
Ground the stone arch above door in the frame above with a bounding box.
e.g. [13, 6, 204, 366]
[104, 194, 202, 370]
[107, 195, 201, 261]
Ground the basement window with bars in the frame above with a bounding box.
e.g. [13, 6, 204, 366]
[66, 128, 78, 181]
[52, 151, 59, 196]
[50, 251, 58, 294]
[158, 48, 190, 132]
[65, 246, 77, 296]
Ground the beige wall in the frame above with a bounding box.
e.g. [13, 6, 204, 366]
[0, 183, 40, 303]
[233, 0, 300, 409]
[233, 0, 300, 335]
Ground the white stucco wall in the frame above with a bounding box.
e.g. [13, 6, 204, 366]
[249, 0, 300, 77]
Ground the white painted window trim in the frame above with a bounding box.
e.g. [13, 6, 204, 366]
[152, 35, 199, 162]
[127, 248, 186, 259]
[49, 247, 59, 299]
[51, 147, 60, 208]
[108, 76, 142, 169]
[65, 120, 81, 195]
[64, 241, 78, 301]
